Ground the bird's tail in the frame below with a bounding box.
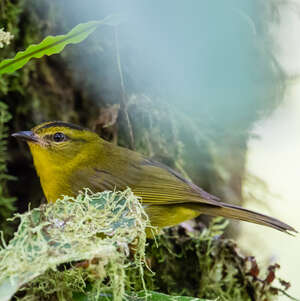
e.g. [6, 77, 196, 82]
[194, 202, 297, 234]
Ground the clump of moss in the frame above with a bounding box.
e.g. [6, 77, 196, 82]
[0, 188, 150, 301]
[138, 218, 295, 301]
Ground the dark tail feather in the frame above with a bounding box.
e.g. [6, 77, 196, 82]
[198, 202, 297, 235]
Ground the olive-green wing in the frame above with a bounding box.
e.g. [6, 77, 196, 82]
[88, 157, 223, 207]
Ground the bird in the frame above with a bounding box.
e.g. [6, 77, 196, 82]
[12, 121, 296, 235]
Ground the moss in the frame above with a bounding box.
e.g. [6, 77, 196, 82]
[0, 189, 150, 301]
[132, 218, 294, 301]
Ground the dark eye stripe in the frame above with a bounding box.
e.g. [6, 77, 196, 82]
[38, 121, 86, 131]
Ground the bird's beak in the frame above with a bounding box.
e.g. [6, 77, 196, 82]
[12, 131, 39, 143]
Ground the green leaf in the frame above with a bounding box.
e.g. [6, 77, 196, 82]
[0, 15, 119, 75]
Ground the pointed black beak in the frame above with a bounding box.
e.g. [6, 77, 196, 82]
[12, 131, 39, 143]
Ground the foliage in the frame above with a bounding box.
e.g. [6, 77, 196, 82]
[132, 218, 295, 301]
[0, 102, 16, 237]
[0, 16, 121, 75]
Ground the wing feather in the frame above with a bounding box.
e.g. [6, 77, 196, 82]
[86, 156, 222, 208]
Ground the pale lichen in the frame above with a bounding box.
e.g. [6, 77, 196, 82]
[0, 29, 14, 48]
[0, 188, 150, 301]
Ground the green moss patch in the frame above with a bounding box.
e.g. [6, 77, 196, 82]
[140, 218, 296, 301]
[0, 189, 149, 301]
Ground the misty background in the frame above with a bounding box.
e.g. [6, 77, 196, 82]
[60, 0, 283, 128]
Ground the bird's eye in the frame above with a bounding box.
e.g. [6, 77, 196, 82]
[53, 132, 65, 142]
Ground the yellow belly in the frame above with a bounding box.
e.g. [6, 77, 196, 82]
[145, 204, 200, 229]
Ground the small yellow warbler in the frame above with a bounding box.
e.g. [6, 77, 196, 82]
[12, 121, 296, 234]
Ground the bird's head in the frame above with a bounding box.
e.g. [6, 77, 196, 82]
[12, 121, 102, 169]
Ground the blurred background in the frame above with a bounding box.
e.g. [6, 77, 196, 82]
[239, 83, 300, 300]
[239, 5, 300, 298]
[0, 0, 299, 299]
